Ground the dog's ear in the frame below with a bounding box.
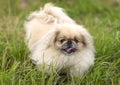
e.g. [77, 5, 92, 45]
[45, 29, 60, 48]
[34, 29, 59, 50]
[80, 29, 93, 47]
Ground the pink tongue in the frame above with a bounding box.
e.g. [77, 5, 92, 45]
[67, 48, 76, 52]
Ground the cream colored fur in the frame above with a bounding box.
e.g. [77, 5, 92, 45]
[24, 3, 95, 77]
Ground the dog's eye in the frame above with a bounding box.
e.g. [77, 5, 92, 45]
[59, 39, 65, 43]
[74, 37, 79, 43]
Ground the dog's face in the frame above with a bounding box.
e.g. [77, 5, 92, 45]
[54, 25, 87, 55]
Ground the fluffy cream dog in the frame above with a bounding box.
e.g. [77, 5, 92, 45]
[24, 3, 95, 77]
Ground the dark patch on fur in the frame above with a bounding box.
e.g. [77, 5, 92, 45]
[81, 35, 87, 46]
[54, 30, 60, 43]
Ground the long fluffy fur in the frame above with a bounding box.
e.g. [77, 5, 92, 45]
[24, 3, 95, 77]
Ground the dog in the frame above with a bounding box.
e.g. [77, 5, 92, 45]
[24, 3, 95, 77]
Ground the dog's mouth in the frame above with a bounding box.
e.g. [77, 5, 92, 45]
[61, 40, 77, 54]
[62, 47, 77, 54]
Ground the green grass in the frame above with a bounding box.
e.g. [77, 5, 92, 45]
[0, 0, 120, 85]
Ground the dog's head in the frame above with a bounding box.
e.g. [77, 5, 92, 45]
[51, 24, 93, 55]
[41, 23, 93, 55]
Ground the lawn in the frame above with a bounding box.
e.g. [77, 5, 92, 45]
[0, 0, 120, 85]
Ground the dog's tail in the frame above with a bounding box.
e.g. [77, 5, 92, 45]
[27, 3, 75, 24]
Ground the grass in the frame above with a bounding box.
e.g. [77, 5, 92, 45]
[0, 0, 120, 85]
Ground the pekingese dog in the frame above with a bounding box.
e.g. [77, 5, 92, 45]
[24, 3, 95, 77]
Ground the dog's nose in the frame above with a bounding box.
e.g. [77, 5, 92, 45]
[67, 40, 72, 45]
